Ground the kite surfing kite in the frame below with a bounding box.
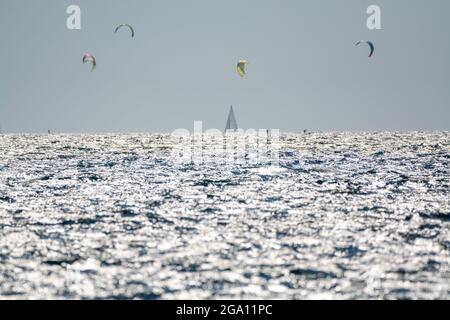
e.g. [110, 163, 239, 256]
[237, 60, 249, 78]
[355, 40, 374, 58]
[114, 24, 135, 38]
[82, 53, 96, 72]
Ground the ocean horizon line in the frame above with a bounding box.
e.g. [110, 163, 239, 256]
[0, 130, 449, 135]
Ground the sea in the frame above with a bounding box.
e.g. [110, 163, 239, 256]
[0, 132, 449, 299]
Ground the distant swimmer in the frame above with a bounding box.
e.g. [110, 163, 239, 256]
[355, 40, 375, 58]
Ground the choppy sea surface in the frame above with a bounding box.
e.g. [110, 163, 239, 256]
[0, 132, 449, 300]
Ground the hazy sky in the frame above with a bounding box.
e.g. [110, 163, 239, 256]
[0, 0, 449, 133]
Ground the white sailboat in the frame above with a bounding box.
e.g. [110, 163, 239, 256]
[225, 105, 238, 132]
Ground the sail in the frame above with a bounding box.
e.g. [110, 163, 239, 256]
[225, 106, 238, 131]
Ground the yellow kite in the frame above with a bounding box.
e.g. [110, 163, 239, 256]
[237, 60, 249, 78]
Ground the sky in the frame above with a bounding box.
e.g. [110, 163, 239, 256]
[0, 0, 449, 133]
